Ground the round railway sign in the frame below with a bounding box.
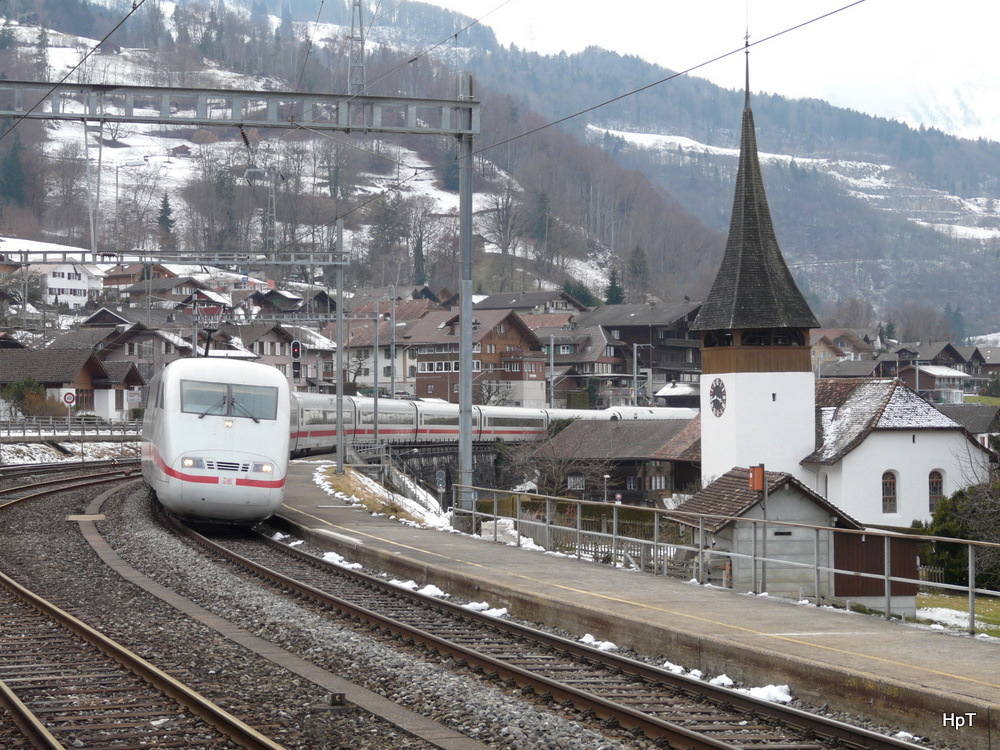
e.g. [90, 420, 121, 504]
[63, 392, 76, 405]
[614, 492, 622, 501]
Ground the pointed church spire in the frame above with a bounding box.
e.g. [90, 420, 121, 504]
[692, 45, 818, 335]
[744, 33, 750, 109]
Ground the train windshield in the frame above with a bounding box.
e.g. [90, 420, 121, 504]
[180, 380, 279, 421]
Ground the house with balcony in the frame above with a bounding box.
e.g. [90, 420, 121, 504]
[897, 364, 969, 404]
[0, 348, 144, 420]
[539, 417, 699, 507]
[403, 309, 547, 406]
[531, 320, 624, 408]
[575, 301, 702, 399]
[121, 276, 212, 309]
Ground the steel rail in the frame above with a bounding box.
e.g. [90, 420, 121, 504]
[0, 472, 288, 750]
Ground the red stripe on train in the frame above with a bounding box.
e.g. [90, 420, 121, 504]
[153, 450, 285, 489]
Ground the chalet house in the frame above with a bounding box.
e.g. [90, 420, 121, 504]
[802, 378, 992, 525]
[892, 341, 969, 381]
[540, 417, 698, 507]
[576, 301, 702, 395]
[954, 345, 987, 393]
[102, 263, 177, 298]
[249, 289, 304, 316]
[403, 309, 547, 406]
[978, 347, 1000, 379]
[121, 277, 211, 309]
[296, 289, 338, 317]
[532, 320, 623, 408]
[32, 262, 105, 309]
[474, 290, 591, 315]
[812, 328, 875, 360]
[0, 348, 143, 420]
[897, 364, 969, 404]
[175, 288, 233, 317]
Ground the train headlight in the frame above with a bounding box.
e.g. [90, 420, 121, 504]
[252, 462, 274, 473]
[181, 457, 205, 469]
[224, 419, 234, 428]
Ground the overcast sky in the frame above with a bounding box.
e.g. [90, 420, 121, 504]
[425, 0, 1000, 140]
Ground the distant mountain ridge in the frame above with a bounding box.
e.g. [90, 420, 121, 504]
[5, 0, 1000, 337]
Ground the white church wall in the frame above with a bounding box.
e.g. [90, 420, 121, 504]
[821, 431, 989, 526]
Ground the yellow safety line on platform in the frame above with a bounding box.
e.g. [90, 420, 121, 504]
[287, 507, 1000, 694]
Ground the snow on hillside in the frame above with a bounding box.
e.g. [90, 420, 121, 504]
[589, 124, 1000, 244]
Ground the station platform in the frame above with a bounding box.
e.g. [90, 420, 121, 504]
[277, 460, 998, 750]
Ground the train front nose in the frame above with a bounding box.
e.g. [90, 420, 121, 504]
[175, 452, 285, 521]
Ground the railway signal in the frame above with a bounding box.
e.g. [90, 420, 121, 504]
[291, 339, 301, 360]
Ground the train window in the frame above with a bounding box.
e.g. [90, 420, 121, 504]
[423, 414, 460, 426]
[488, 416, 546, 428]
[180, 380, 279, 421]
[231, 384, 279, 420]
[181, 381, 227, 415]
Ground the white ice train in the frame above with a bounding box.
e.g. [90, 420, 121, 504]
[288, 393, 696, 456]
[141, 358, 291, 524]
[142, 356, 695, 523]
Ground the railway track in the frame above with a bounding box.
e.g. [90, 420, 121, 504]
[172, 515, 928, 750]
[0, 469, 287, 750]
[0, 465, 139, 508]
[0, 458, 140, 482]
[0, 569, 286, 750]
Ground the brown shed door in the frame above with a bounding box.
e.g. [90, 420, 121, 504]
[834, 532, 919, 597]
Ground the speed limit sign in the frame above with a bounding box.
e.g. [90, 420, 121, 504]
[63, 392, 76, 405]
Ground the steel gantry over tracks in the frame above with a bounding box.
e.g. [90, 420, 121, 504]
[0, 75, 482, 516]
[0, 80, 480, 138]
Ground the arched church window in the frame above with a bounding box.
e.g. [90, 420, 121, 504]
[928, 470, 943, 514]
[881, 471, 897, 514]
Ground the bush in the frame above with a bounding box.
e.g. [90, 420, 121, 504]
[926, 485, 1000, 590]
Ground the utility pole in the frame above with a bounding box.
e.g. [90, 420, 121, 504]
[458, 73, 475, 518]
[336, 219, 345, 474]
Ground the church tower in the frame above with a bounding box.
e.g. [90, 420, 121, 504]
[692, 51, 819, 483]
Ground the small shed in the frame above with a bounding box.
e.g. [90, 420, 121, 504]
[669, 468, 916, 616]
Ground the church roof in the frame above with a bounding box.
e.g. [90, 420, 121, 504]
[804, 378, 973, 465]
[692, 81, 818, 332]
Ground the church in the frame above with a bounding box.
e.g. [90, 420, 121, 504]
[690, 57, 992, 527]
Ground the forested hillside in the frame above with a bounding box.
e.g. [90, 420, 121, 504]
[0, 0, 998, 337]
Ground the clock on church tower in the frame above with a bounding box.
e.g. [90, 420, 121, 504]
[709, 378, 727, 417]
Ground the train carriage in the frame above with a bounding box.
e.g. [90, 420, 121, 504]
[142, 358, 290, 523]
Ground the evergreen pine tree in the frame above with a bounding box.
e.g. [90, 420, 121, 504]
[156, 193, 176, 252]
[604, 269, 625, 305]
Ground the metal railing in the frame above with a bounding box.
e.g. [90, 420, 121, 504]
[0, 418, 142, 439]
[453, 484, 1000, 636]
